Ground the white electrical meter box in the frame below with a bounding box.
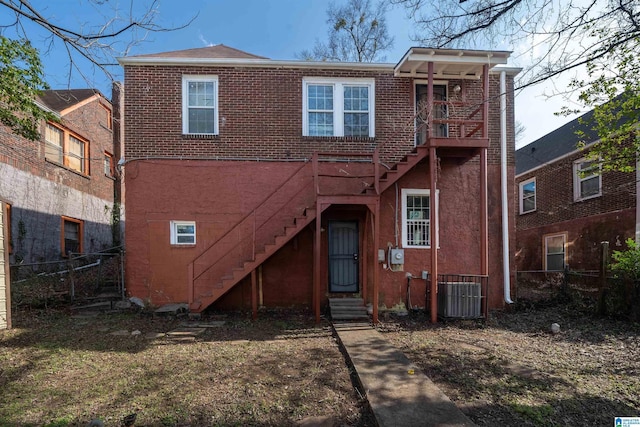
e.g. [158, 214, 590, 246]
[390, 248, 404, 265]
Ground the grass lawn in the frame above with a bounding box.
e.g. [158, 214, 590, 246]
[0, 309, 371, 426]
[1, 303, 638, 426]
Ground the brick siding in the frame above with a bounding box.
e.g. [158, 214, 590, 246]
[123, 65, 516, 166]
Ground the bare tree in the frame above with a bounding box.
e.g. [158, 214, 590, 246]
[390, 0, 638, 90]
[391, 0, 639, 171]
[0, 0, 194, 139]
[298, 0, 394, 62]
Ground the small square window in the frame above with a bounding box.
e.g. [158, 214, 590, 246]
[170, 221, 196, 245]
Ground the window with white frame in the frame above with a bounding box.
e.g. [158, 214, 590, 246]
[544, 233, 566, 271]
[170, 221, 196, 245]
[182, 75, 218, 135]
[401, 189, 438, 248]
[519, 177, 536, 214]
[573, 158, 601, 201]
[303, 78, 375, 137]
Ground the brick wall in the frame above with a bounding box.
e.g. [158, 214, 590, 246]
[123, 65, 515, 166]
[516, 148, 635, 231]
[0, 97, 116, 202]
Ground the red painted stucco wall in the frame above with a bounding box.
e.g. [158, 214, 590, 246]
[125, 158, 514, 311]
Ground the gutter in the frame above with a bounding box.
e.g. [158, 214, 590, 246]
[500, 71, 514, 304]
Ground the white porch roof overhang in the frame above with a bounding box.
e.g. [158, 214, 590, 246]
[394, 47, 511, 79]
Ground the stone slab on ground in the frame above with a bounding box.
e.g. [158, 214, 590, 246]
[154, 303, 189, 315]
[166, 327, 206, 337]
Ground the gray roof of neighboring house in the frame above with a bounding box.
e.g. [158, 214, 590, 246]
[515, 108, 600, 175]
[37, 89, 104, 113]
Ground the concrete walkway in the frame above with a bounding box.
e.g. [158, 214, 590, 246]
[333, 322, 475, 427]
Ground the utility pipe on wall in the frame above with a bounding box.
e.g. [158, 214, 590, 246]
[500, 71, 514, 304]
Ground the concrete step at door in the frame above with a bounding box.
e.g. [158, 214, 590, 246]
[329, 298, 369, 321]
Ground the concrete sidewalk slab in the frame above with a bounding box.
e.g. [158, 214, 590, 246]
[334, 323, 475, 427]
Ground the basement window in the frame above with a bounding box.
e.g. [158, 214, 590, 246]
[170, 221, 196, 245]
[61, 216, 84, 257]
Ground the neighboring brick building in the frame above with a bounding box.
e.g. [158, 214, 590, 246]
[515, 109, 636, 272]
[0, 89, 121, 264]
[118, 45, 519, 322]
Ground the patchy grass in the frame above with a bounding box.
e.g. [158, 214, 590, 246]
[2, 304, 639, 426]
[0, 309, 372, 426]
[379, 304, 640, 426]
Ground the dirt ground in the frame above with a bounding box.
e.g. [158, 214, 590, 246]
[380, 303, 640, 426]
[1, 302, 638, 426]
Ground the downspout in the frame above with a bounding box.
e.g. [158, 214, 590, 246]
[500, 71, 514, 304]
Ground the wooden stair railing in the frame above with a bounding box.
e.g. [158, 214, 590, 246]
[188, 163, 315, 311]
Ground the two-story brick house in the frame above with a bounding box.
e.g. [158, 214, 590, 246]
[118, 44, 518, 322]
[515, 108, 636, 272]
[0, 89, 121, 264]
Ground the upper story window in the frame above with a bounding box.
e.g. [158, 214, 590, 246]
[182, 75, 218, 135]
[303, 78, 375, 138]
[104, 152, 115, 178]
[44, 123, 89, 175]
[519, 177, 536, 214]
[401, 189, 438, 248]
[573, 158, 601, 201]
[100, 103, 112, 130]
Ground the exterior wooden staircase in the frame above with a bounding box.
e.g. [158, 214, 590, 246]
[366, 145, 430, 194]
[188, 145, 433, 314]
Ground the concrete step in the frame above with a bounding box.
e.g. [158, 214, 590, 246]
[329, 298, 369, 321]
[329, 297, 364, 306]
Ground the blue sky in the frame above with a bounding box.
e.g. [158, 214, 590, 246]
[4, 0, 582, 147]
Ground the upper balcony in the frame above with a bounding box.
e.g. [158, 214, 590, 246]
[395, 48, 511, 158]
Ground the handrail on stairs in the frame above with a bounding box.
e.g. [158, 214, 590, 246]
[190, 161, 310, 268]
[188, 162, 315, 303]
[312, 149, 380, 196]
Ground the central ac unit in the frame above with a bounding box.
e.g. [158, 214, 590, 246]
[437, 282, 481, 318]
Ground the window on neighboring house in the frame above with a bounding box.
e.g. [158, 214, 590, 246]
[182, 75, 218, 135]
[303, 78, 375, 137]
[101, 103, 113, 130]
[4, 203, 12, 254]
[170, 221, 196, 245]
[44, 123, 89, 175]
[544, 233, 566, 271]
[44, 123, 64, 164]
[401, 189, 438, 248]
[61, 216, 83, 256]
[104, 152, 115, 178]
[573, 158, 601, 201]
[519, 177, 536, 214]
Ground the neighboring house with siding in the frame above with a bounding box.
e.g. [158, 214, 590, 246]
[0, 89, 121, 265]
[118, 44, 519, 322]
[515, 108, 636, 272]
